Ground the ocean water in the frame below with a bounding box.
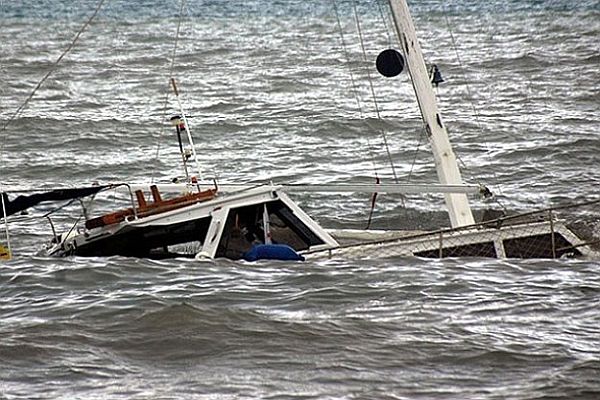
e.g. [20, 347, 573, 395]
[1, 0, 600, 398]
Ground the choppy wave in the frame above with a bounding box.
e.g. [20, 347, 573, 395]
[1, 258, 600, 398]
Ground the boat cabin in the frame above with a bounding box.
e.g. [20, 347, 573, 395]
[47, 185, 339, 260]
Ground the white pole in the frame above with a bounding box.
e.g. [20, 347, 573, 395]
[263, 204, 272, 245]
[170, 78, 204, 183]
[1, 190, 12, 260]
[387, 0, 475, 228]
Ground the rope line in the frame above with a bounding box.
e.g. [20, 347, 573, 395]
[0, 0, 106, 136]
[440, 6, 506, 209]
[407, 130, 424, 183]
[374, 0, 393, 46]
[440, 5, 505, 201]
[151, 0, 186, 184]
[351, 0, 399, 184]
[332, 0, 380, 177]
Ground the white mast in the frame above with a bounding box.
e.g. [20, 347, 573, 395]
[388, 0, 475, 227]
[170, 78, 204, 184]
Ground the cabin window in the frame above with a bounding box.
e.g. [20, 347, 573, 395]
[216, 201, 325, 259]
[77, 216, 212, 259]
[144, 216, 212, 258]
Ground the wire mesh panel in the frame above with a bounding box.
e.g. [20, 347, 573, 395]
[307, 200, 600, 260]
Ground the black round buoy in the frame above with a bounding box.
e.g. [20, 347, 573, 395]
[376, 49, 404, 78]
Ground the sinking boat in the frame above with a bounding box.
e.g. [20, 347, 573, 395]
[36, 181, 597, 260]
[2, 0, 598, 261]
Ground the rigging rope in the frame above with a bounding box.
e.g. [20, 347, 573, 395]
[374, 0, 393, 46]
[151, 0, 186, 184]
[406, 130, 424, 183]
[440, 3, 505, 205]
[351, 0, 400, 184]
[0, 0, 107, 136]
[334, 0, 396, 226]
[332, 0, 380, 178]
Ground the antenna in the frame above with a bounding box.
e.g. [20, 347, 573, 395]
[170, 78, 204, 186]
